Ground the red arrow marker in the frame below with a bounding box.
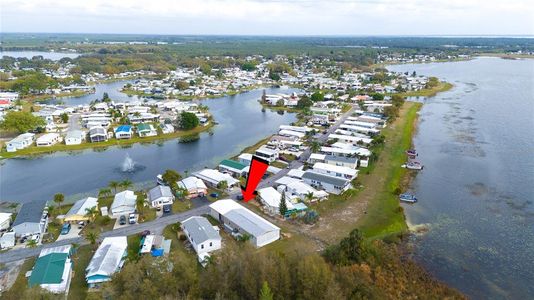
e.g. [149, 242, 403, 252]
[241, 156, 269, 202]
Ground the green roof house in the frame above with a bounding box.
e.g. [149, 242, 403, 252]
[28, 246, 73, 294]
[218, 159, 247, 177]
[137, 123, 157, 137]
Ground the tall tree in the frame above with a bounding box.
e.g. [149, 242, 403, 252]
[120, 179, 133, 190]
[85, 231, 100, 249]
[0, 111, 45, 133]
[259, 281, 274, 300]
[179, 112, 199, 130]
[109, 181, 120, 193]
[279, 192, 288, 217]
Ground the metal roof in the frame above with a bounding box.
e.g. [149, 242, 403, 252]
[148, 185, 173, 202]
[182, 216, 220, 244]
[86, 237, 127, 279]
[28, 253, 68, 286]
[302, 171, 350, 186]
[12, 202, 46, 227]
[66, 197, 98, 217]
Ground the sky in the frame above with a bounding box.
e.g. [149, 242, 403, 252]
[1, 0, 533, 36]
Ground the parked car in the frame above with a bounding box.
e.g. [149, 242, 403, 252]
[60, 223, 71, 235]
[163, 205, 171, 213]
[119, 215, 127, 225]
[129, 213, 137, 224]
[77, 221, 85, 229]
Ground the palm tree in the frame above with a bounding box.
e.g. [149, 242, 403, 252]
[310, 141, 321, 153]
[305, 192, 314, 203]
[98, 188, 112, 198]
[27, 239, 38, 248]
[120, 179, 133, 191]
[85, 231, 100, 249]
[53, 193, 65, 210]
[109, 181, 120, 193]
[85, 207, 99, 223]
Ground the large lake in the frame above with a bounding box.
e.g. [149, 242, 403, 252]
[0, 86, 297, 204]
[0, 51, 80, 60]
[388, 57, 534, 299]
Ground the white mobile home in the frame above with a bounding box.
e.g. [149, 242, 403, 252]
[6, 133, 35, 152]
[209, 200, 280, 248]
[111, 190, 137, 217]
[36, 133, 62, 147]
[182, 216, 222, 258]
[65, 130, 85, 145]
[302, 171, 351, 195]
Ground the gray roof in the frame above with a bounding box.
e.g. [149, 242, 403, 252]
[324, 155, 358, 164]
[182, 216, 220, 244]
[302, 171, 349, 186]
[89, 127, 106, 136]
[148, 185, 173, 201]
[66, 197, 97, 217]
[224, 209, 277, 237]
[12, 202, 46, 227]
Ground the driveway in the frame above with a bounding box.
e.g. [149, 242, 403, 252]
[55, 226, 82, 242]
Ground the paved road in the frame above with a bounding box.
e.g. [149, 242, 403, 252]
[0, 106, 356, 264]
[0, 205, 209, 264]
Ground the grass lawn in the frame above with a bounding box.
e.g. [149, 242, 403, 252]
[270, 160, 288, 169]
[68, 245, 94, 300]
[297, 102, 422, 245]
[398, 81, 453, 98]
[0, 123, 214, 159]
[127, 235, 142, 261]
[1, 258, 35, 300]
[135, 192, 156, 223]
[356, 102, 422, 239]
[162, 224, 192, 256]
[172, 200, 193, 213]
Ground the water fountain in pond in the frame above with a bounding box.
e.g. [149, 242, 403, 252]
[121, 153, 136, 173]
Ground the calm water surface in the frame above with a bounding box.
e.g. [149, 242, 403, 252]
[389, 57, 534, 299]
[0, 51, 80, 60]
[0, 87, 296, 204]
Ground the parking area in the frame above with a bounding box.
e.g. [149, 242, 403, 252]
[55, 226, 82, 242]
[112, 214, 138, 230]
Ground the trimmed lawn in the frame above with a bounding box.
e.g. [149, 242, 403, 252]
[172, 200, 193, 213]
[68, 245, 94, 300]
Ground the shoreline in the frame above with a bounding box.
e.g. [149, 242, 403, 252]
[0, 123, 214, 160]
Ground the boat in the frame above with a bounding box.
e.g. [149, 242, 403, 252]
[406, 149, 418, 157]
[399, 193, 417, 203]
[402, 161, 424, 170]
[156, 174, 165, 185]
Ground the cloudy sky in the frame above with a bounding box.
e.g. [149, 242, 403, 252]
[1, 0, 533, 36]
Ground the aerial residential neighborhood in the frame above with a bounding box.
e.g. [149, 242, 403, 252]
[0, 0, 532, 298]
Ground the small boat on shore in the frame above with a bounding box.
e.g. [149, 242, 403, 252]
[402, 161, 424, 170]
[156, 174, 165, 185]
[406, 149, 418, 157]
[399, 193, 418, 203]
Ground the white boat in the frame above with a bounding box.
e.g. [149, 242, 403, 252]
[402, 161, 424, 170]
[156, 174, 165, 185]
[399, 193, 418, 203]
